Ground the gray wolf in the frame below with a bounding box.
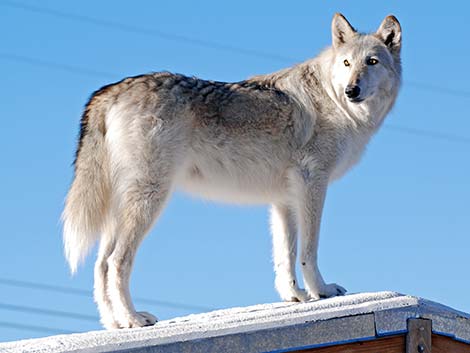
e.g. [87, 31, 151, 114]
[63, 13, 402, 328]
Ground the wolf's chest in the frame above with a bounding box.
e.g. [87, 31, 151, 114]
[330, 131, 372, 181]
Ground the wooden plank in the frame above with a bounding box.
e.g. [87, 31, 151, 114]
[406, 318, 432, 353]
[432, 334, 470, 353]
[295, 333, 470, 353]
[295, 335, 405, 353]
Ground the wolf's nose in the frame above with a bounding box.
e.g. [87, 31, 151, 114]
[345, 85, 361, 99]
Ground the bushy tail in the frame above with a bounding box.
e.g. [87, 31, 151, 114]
[62, 88, 112, 274]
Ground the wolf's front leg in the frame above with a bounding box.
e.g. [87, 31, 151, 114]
[271, 204, 309, 302]
[296, 171, 346, 300]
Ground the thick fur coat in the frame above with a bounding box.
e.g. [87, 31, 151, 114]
[63, 14, 402, 328]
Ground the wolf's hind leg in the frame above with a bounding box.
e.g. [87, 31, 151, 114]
[94, 231, 118, 329]
[271, 204, 309, 302]
[105, 179, 170, 328]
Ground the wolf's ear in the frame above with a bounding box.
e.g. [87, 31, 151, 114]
[331, 13, 356, 49]
[376, 15, 402, 55]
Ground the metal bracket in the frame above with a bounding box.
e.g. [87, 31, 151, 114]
[406, 318, 432, 353]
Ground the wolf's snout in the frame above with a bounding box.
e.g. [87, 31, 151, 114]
[345, 85, 361, 99]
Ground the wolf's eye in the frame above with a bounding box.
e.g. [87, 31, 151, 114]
[367, 58, 378, 65]
[343, 59, 350, 67]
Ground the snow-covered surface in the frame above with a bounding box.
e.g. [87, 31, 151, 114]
[1, 291, 469, 353]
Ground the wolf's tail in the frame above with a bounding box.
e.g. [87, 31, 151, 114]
[62, 86, 113, 274]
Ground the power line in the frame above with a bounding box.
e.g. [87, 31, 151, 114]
[0, 277, 92, 296]
[3, 50, 470, 103]
[384, 124, 470, 144]
[406, 80, 470, 99]
[0, 52, 470, 144]
[0, 321, 74, 335]
[0, 278, 213, 312]
[3, 0, 470, 101]
[0, 52, 115, 79]
[0, 0, 294, 64]
[1, 50, 469, 146]
[0, 302, 98, 322]
[1, 51, 469, 145]
[2, 1, 470, 143]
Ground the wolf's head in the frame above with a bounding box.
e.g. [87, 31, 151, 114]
[329, 14, 401, 110]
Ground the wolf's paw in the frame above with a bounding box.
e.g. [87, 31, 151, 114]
[318, 283, 347, 299]
[136, 311, 158, 326]
[118, 311, 158, 328]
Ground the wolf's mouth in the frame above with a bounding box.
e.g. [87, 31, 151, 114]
[348, 97, 364, 103]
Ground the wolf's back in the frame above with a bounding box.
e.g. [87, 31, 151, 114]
[62, 85, 114, 273]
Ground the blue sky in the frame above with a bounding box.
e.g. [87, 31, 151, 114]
[1, 0, 469, 342]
